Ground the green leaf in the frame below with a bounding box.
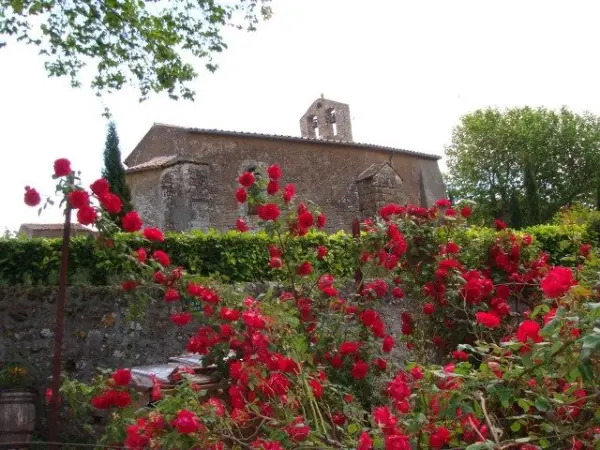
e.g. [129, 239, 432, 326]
[534, 397, 551, 412]
[578, 363, 594, 381]
[539, 438, 551, 448]
[347, 423, 360, 435]
[465, 443, 495, 450]
[510, 421, 521, 433]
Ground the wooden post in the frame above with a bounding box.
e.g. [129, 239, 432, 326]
[48, 203, 72, 444]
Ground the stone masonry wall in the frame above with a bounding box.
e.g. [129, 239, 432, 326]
[0, 282, 427, 390]
[0, 286, 197, 387]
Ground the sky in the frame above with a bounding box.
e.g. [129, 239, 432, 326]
[2, 0, 600, 232]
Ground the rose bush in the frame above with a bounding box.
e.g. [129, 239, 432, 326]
[25, 161, 600, 449]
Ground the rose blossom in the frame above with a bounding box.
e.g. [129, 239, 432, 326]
[24, 186, 41, 206]
[53, 158, 71, 177]
[122, 211, 143, 232]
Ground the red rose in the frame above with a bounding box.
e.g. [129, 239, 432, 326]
[152, 250, 170, 267]
[172, 409, 200, 434]
[283, 183, 295, 203]
[516, 320, 543, 344]
[112, 368, 132, 386]
[445, 242, 460, 253]
[143, 227, 165, 242]
[112, 391, 131, 408]
[357, 431, 373, 450]
[121, 280, 138, 291]
[269, 257, 283, 268]
[77, 206, 97, 225]
[238, 171, 255, 187]
[220, 307, 240, 321]
[317, 213, 326, 229]
[351, 361, 369, 379]
[235, 187, 247, 203]
[580, 243, 592, 258]
[164, 288, 180, 302]
[452, 350, 469, 361]
[258, 203, 280, 221]
[24, 186, 41, 207]
[285, 417, 310, 441]
[236, 217, 249, 232]
[171, 312, 192, 326]
[121, 211, 143, 232]
[67, 189, 90, 209]
[100, 193, 122, 214]
[374, 358, 387, 371]
[494, 219, 506, 230]
[298, 211, 314, 228]
[296, 261, 313, 276]
[392, 287, 405, 298]
[53, 158, 71, 177]
[475, 312, 501, 328]
[435, 199, 451, 208]
[267, 180, 279, 195]
[540, 266, 575, 298]
[429, 427, 451, 449]
[340, 341, 360, 354]
[308, 379, 323, 398]
[316, 245, 328, 260]
[136, 248, 147, 263]
[423, 303, 435, 315]
[90, 178, 110, 196]
[91, 391, 113, 409]
[382, 335, 394, 353]
[460, 205, 472, 218]
[522, 234, 532, 246]
[267, 164, 283, 180]
[331, 412, 346, 426]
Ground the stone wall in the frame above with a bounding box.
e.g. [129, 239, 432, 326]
[0, 282, 425, 389]
[0, 286, 197, 387]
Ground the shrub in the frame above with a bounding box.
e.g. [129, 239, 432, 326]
[0, 224, 592, 286]
[32, 163, 599, 450]
[0, 230, 358, 286]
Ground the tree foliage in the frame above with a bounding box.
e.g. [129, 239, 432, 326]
[102, 121, 132, 218]
[0, 0, 272, 100]
[446, 107, 600, 227]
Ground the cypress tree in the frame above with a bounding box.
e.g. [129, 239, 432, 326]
[101, 122, 133, 217]
[509, 192, 524, 229]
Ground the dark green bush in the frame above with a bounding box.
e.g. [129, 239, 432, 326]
[0, 230, 358, 286]
[0, 224, 593, 286]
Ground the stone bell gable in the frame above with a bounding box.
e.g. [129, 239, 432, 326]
[124, 98, 446, 232]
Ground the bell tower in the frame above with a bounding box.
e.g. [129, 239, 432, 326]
[299, 95, 353, 141]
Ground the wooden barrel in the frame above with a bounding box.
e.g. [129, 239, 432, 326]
[0, 390, 37, 449]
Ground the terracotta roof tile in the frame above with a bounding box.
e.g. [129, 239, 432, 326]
[126, 155, 207, 173]
[19, 223, 94, 231]
[181, 127, 442, 160]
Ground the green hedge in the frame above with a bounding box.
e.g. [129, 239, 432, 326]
[0, 224, 594, 286]
[0, 231, 358, 286]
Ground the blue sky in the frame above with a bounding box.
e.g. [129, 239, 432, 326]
[2, 0, 600, 232]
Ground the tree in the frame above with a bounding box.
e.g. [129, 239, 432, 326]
[445, 107, 600, 227]
[0, 0, 272, 101]
[102, 121, 132, 218]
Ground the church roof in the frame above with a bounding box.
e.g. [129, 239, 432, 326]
[19, 223, 93, 231]
[356, 161, 399, 181]
[124, 124, 441, 167]
[183, 126, 442, 161]
[126, 155, 207, 174]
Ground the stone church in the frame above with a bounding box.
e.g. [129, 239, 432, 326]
[124, 97, 446, 232]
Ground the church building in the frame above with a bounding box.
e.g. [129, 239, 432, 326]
[124, 97, 446, 232]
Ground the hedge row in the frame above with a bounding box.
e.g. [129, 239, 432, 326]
[0, 224, 593, 286]
[0, 231, 358, 286]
